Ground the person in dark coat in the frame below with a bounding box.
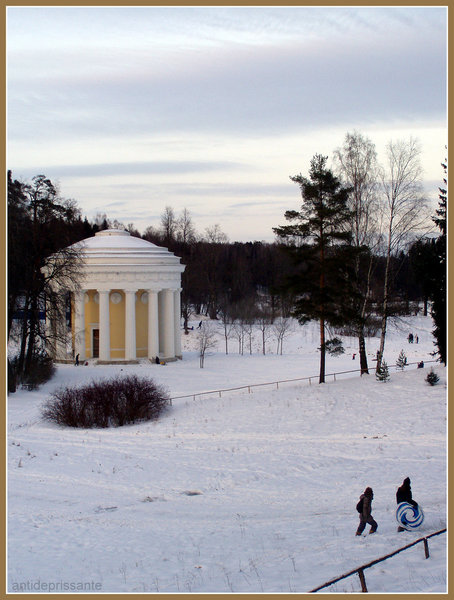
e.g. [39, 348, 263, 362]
[356, 487, 378, 535]
[396, 477, 418, 531]
[75, 354, 80, 366]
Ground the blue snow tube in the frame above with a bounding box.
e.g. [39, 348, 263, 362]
[396, 502, 424, 530]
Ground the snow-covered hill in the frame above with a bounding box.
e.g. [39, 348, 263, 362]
[8, 314, 446, 593]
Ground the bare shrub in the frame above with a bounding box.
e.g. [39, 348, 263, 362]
[42, 374, 170, 428]
[10, 350, 56, 391]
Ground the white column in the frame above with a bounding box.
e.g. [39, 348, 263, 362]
[74, 290, 86, 360]
[124, 290, 137, 360]
[147, 289, 159, 360]
[162, 288, 175, 359]
[158, 291, 165, 355]
[98, 289, 110, 361]
[174, 288, 182, 358]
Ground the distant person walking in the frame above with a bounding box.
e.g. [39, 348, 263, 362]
[75, 353, 79, 366]
[408, 333, 414, 344]
[356, 487, 377, 536]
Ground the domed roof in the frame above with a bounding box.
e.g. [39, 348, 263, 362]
[75, 229, 183, 268]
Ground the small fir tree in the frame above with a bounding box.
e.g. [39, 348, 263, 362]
[375, 360, 390, 382]
[425, 369, 440, 386]
[396, 350, 408, 371]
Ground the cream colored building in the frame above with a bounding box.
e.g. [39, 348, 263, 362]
[47, 229, 185, 363]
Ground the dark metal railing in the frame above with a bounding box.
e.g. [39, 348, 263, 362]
[169, 360, 438, 404]
[309, 528, 446, 593]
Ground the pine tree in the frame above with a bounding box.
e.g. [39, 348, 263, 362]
[396, 350, 407, 370]
[274, 154, 357, 383]
[425, 369, 440, 386]
[375, 360, 390, 382]
[430, 159, 447, 364]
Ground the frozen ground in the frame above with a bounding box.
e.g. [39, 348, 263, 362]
[8, 314, 446, 593]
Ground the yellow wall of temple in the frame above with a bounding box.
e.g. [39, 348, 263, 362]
[109, 290, 125, 359]
[71, 289, 149, 360]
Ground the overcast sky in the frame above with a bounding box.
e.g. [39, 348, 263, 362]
[7, 6, 447, 242]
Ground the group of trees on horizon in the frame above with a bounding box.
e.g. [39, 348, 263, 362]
[273, 133, 446, 382]
[7, 130, 447, 388]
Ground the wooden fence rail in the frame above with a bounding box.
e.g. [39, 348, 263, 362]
[169, 360, 437, 404]
[309, 528, 446, 593]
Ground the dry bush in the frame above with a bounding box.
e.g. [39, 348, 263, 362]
[42, 374, 170, 428]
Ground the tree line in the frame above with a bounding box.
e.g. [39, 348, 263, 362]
[7, 131, 446, 388]
[273, 133, 446, 382]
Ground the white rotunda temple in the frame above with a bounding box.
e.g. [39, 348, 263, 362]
[47, 229, 185, 363]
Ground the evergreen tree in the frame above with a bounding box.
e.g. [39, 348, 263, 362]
[8, 171, 31, 338]
[425, 368, 440, 386]
[430, 160, 447, 364]
[273, 154, 356, 383]
[396, 349, 407, 370]
[8, 173, 84, 382]
[408, 238, 437, 316]
[375, 360, 390, 382]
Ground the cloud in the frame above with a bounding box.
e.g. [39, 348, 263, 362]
[6, 7, 447, 243]
[11, 160, 247, 179]
[8, 11, 446, 144]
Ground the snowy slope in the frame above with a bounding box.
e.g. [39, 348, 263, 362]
[7, 314, 446, 593]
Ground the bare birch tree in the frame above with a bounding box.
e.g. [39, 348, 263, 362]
[333, 131, 380, 374]
[160, 206, 177, 245]
[272, 317, 294, 355]
[376, 137, 429, 372]
[176, 208, 196, 244]
[197, 321, 218, 368]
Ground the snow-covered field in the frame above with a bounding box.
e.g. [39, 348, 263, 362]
[8, 314, 446, 593]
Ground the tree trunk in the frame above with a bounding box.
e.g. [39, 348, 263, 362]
[358, 257, 373, 375]
[24, 296, 39, 376]
[377, 260, 390, 373]
[17, 293, 31, 378]
[377, 228, 392, 373]
[319, 317, 326, 384]
[358, 331, 369, 375]
[8, 358, 17, 394]
[8, 292, 20, 340]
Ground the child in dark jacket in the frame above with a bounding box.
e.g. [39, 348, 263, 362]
[396, 477, 417, 506]
[356, 487, 378, 535]
[396, 477, 418, 531]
